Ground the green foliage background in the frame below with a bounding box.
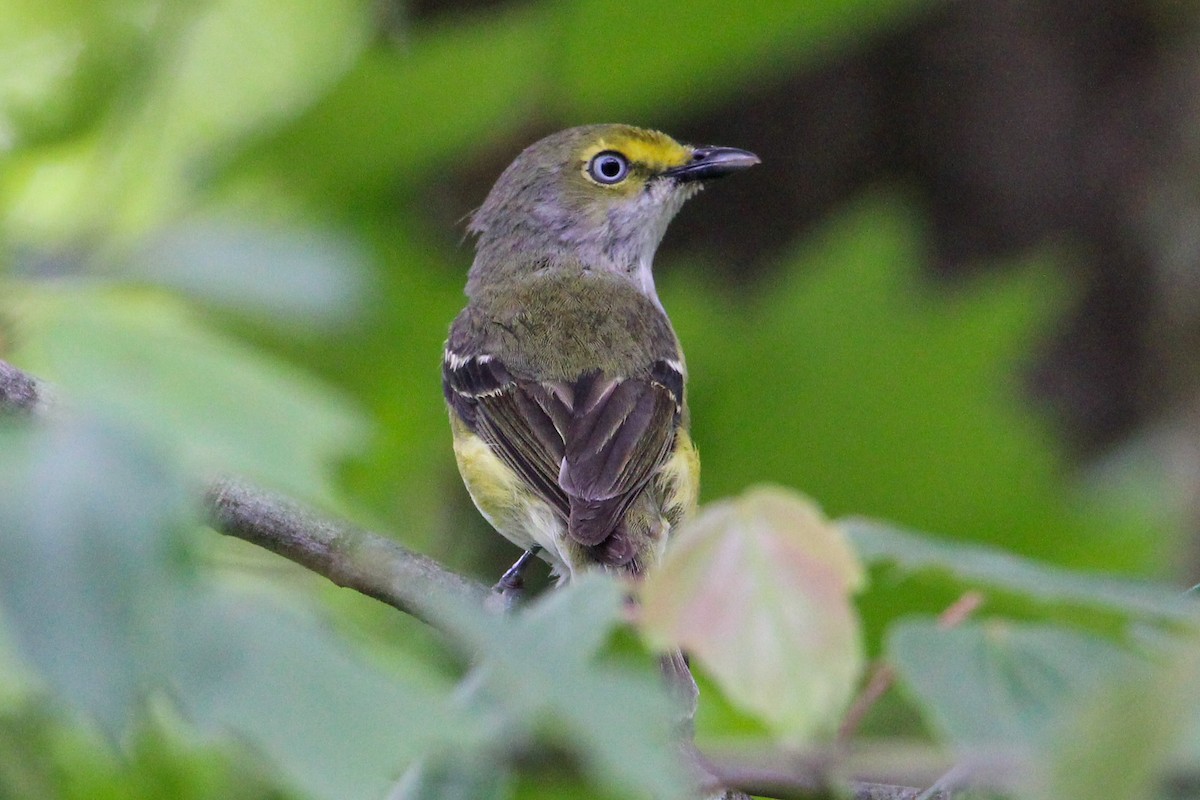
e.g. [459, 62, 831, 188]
[0, 1, 1192, 798]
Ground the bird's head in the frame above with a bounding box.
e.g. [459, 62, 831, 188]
[466, 124, 759, 297]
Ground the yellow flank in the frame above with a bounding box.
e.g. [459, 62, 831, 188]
[450, 413, 568, 571]
[659, 429, 701, 523]
[580, 128, 693, 175]
[452, 410, 700, 578]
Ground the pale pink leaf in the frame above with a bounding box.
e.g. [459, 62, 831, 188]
[639, 485, 866, 743]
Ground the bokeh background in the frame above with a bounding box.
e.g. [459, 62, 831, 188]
[2, 0, 1200, 796]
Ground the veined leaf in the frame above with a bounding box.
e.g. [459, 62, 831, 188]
[640, 486, 866, 744]
[888, 617, 1142, 748]
[846, 518, 1195, 623]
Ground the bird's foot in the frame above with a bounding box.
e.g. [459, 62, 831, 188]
[487, 547, 541, 613]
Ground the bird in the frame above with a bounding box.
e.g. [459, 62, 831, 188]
[443, 124, 759, 590]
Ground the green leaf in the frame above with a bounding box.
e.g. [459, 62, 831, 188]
[846, 518, 1195, 623]
[1029, 641, 1200, 800]
[0, 0, 147, 150]
[640, 486, 866, 744]
[253, 5, 551, 195]
[173, 594, 481, 800]
[7, 284, 367, 504]
[0, 1, 86, 149]
[557, 0, 935, 118]
[0, 410, 482, 799]
[2, 0, 371, 242]
[670, 196, 1165, 582]
[0, 415, 192, 733]
[887, 617, 1142, 747]
[388, 751, 514, 800]
[434, 575, 694, 800]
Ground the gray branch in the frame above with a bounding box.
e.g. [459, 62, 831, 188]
[205, 479, 489, 625]
[0, 357, 955, 800]
[0, 360, 44, 413]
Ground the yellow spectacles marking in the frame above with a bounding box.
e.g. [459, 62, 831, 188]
[579, 128, 692, 181]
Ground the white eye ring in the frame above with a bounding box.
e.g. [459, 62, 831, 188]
[587, 151, 629, 184]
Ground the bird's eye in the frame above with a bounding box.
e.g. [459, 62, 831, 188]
[587, 151, 629, 185]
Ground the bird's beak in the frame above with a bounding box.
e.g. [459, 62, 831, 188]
[663, 146, 761, 182]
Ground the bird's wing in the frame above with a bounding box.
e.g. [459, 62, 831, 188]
[444, 350, 683, 564]
[443, 350, 570, 518]
[556, 365, 681, 550]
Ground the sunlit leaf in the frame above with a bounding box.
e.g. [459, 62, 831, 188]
[7, 285, 367, 504]
[640, 486, 866, 743]
[846, 518, 1195, 623]
[109, 0, 370, 234]
[0, 0, 157, 152]
[2, 0, 371, 242]
[888, 617, 1142, 747]
[0, 1, 87, 150]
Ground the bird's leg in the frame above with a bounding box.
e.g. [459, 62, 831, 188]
[491, 546, 541, 608]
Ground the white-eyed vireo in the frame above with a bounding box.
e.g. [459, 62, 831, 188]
[444, 124, 758, 589]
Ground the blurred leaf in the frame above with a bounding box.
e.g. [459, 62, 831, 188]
[0, 2, 85, 152]
[173, 594, 482, 800]
[435, 575, 694, 800]
[888, 617, 1142, 748]
[845, 517, 1196, 623]
[0, 411, 481, 800]
[640, 486, 865, 744]
[0, 414, 192, 733]
[0, 700, 295, 800]
[388, 751, 513, 800]
[107, 0, 371, 234]
[0, 0, 148, 152]
[2, 0, 371, 243]
[670, 197, 1166, 579]
[7, 284, 367, 503]
[0, 709, 63, 800]
[257, 0, 939, 195]
[1168, 644, 1200, 772]
[1029, 641, 1200, 800]
[556, 0, 935, 118]
[254, 6, 551, 196]
[125, 215, 369, 325]
[149, 0, 368, 146]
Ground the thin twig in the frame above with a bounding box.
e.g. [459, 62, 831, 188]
[936, 590, 984, 628]
[837, 590, 986, 743]
[837, 662, 897, 743]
